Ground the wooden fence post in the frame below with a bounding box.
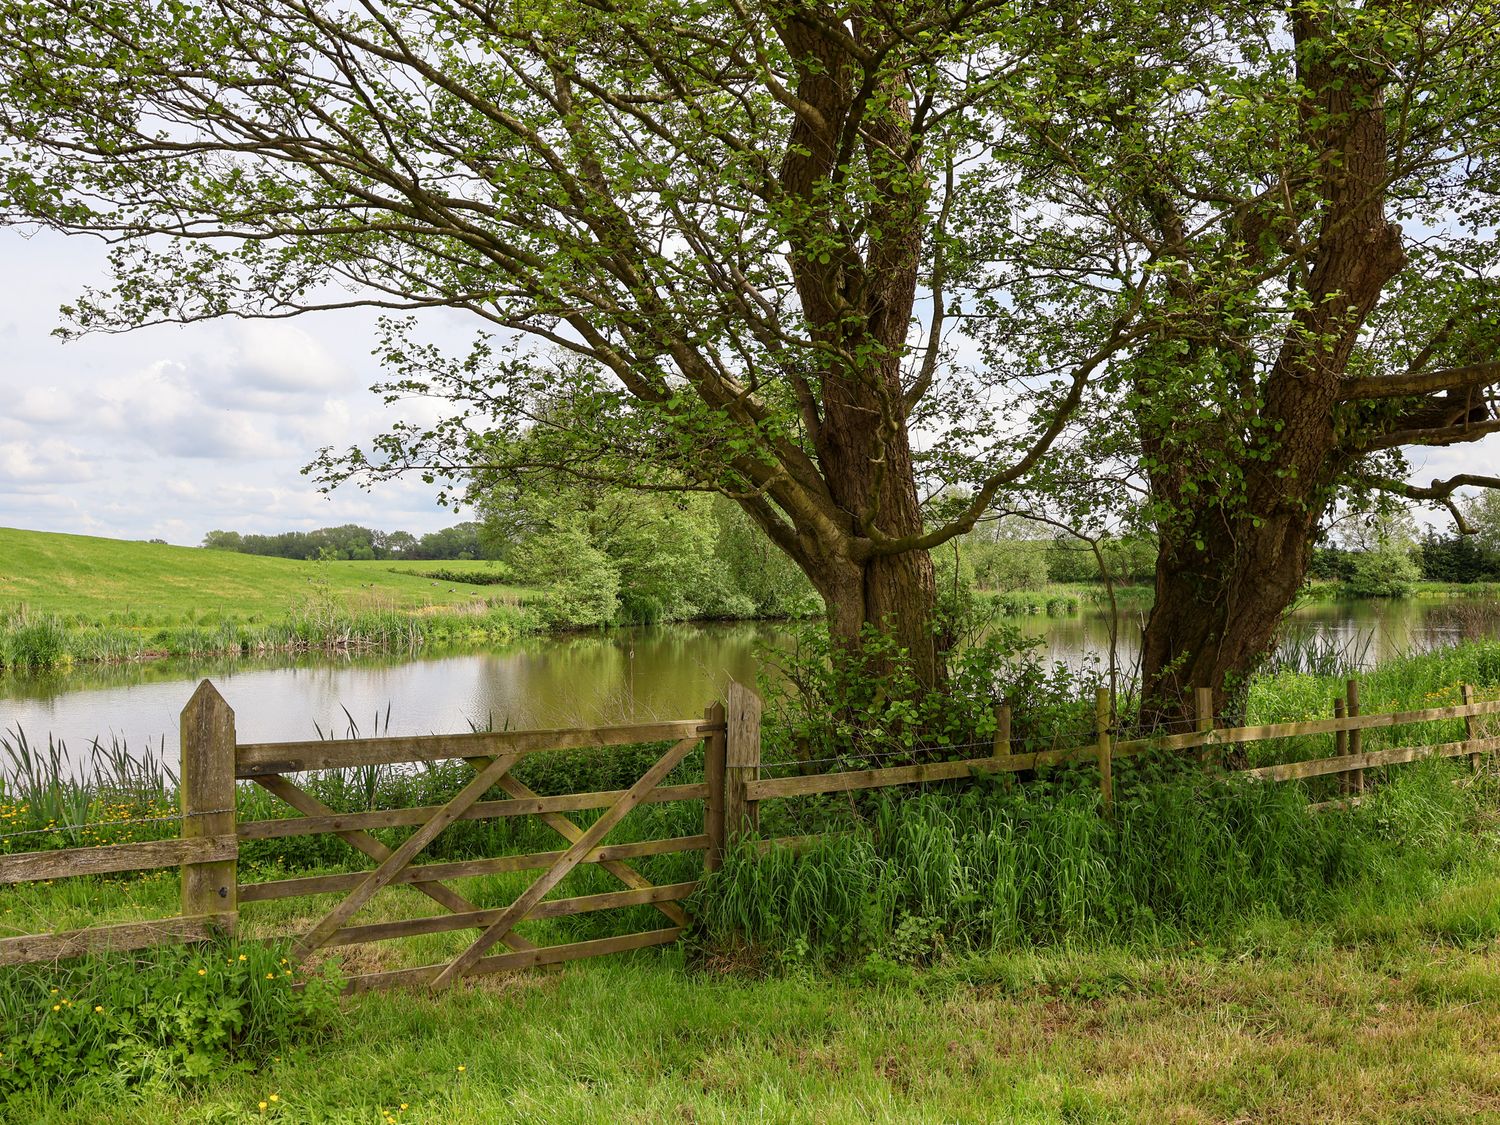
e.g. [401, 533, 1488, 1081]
[1345, 679, 1363, 795]
[180, 680, 238, 933]
[1463, 684, 1480, 773]
[725, 680, 762, 840]
[1195, 686, 1215, 769]
[1333, 696, 1347, 762]
[702, 700, 727, 872]
[993, 702, 1012, 758]
[1096, 688, 1113, 818]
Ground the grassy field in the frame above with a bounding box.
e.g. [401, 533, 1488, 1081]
[0, 527, 539, 669]
[0, 527, 529, 622]
[4, 862, 1500, 1123]
[4, 641, 1500, 1120]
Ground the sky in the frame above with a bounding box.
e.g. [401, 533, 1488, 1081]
[1, 225, 1494, 546]
[0, 227, 468, 545]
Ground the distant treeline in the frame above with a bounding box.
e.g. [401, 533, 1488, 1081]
[202, 522, 483, 561]
[956, 532, 1157, 590]
[1311, 533, 1500, 590]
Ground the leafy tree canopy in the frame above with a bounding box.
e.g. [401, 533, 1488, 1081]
[5, 0, 1500, 711]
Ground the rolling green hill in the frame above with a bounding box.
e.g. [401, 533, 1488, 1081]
[0, 526, 530, 622]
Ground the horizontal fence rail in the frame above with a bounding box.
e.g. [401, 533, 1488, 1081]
[234, 721, 714, 777]
[0, 680, 734, 982]
[737, 684, 1500, 829]
[0, 677, 1495, 983]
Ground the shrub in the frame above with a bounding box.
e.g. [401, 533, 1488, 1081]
[0, 940, 342, 1101]
[1340, 547, 1420, 598]
[692, 758, 1479, 967]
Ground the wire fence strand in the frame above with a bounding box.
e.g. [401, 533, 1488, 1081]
[0, 808, 235, 845]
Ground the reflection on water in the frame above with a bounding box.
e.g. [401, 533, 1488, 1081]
[0, 623, 784, 759]
[2, 599, 1498, 761]
[1011, 596, 1500, 675]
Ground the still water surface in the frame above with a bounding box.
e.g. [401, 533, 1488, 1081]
[2, 599, 1496, 761]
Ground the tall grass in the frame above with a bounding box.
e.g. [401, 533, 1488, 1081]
[0, 726, 178, 849]
[693, 757, 1482, 965]
[1265, 625, 1376, 677]
[0, 599, 536, 672]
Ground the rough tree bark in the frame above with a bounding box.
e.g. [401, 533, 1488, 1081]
[1136, 6, 1491, 726]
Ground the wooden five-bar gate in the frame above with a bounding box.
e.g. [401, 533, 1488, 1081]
[2, 678, 1498, 991]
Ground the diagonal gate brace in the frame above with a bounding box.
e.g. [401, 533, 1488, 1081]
[465, 761, 689, 928]
[294, 752, 522, 959]
[430, 734, 701, 989]
[254, 774, 543, 957]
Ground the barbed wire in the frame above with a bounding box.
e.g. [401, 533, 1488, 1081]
[0, 808, 234, 845]
[758, 731, 1106, 774]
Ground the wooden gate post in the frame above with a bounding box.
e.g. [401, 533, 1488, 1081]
[703, 700, 728, 872]
[1095, 688, 1113, 819]
[725, 680, 762, 841]
[1345, 679, 1363, 795]
[1195, 686, 1215, 769]
[1463, 684, 1480, 773]
[181, 680, 238, 933]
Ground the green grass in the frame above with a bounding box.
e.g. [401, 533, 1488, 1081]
[6, 861, 1500, 1122]
[3, 684, 1500, 1118]
[0, 527, 532, 620]
[1299, 579, 1500, 602]
[0, 527, 541, 670]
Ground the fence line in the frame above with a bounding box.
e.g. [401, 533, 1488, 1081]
[0, 677, 1494, 988]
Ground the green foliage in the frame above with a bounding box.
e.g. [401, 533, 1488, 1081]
[1043, 534, 1157, 585]
[511, 521, 621, 629]
[0, 604, 68, 670]
[962, 540, 1049, 593]
[1418, 531, 1500, 583]
[765, 618, 1103, 767]
[694, 760, 1480, 967]
[482, 473, 813, 628]
[0, 940, 341, 1098]
[385, 564, 514, 586]
[1340, 546, 1421, 598]
[203, 522, 483, 561]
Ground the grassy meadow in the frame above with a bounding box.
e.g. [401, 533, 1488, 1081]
[2, 641, 1499, 1119]
[0, 527, 538, 669]
[4, 784, 1500, 1123]
[0, 527, 528, 620]
[5, 527, 1500, 1120]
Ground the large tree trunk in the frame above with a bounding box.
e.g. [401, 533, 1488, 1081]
[1139, 511, 1319, 728]
[1137, 7, 1405, 728]
[810, 534, 940, 690]
[763, 12, 943, 689]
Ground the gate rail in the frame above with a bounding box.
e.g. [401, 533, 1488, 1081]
[2, 678, 1497, 986]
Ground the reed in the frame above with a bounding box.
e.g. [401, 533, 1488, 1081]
[693, 757, 1481, 965]
[0, 600, 535, 672]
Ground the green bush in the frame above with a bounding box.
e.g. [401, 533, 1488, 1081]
[692, 758, 1479, 967]
[0, 940, 342, 1101]
[1340, 547, 1421, 598]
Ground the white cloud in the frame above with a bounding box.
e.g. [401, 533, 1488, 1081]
[0, 228, 472, 542]
[0, 439, 98, 484]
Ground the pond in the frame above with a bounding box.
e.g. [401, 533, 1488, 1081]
[2, 597, 1497, 766]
